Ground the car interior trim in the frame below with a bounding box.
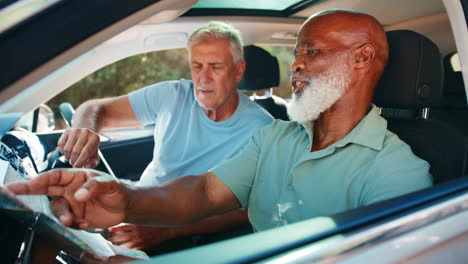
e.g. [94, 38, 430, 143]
[443, 0, 468, 98]
[0, 0, 197, 114]
[261, 186, 468, 263]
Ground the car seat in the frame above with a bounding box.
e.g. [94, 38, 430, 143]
[238, 45, 289, 120]
[431, 53, 468, 173]
[431, 52, 467, 134]
[373, 30, 466, 184]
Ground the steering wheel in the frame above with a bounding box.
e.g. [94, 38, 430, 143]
[53, 102, 116, 177]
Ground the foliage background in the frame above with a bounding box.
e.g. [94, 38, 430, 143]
[47, 46, 294, 129]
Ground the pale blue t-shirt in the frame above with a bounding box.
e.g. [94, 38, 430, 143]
[128, 80, 273, 186]
[212, 105, 432, 231]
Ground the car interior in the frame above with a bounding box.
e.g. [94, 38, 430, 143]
[0, 0, 467, 262]
[238, 45, 290, 121]
[374, 30, 466, 184]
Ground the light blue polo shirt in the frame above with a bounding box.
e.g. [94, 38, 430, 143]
[128, 80, 273, 186]
[212, 105, 432, 231]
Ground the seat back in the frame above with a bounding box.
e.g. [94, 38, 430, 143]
[431, 53, 468, 174]
[373, 30, 466, 184]
[238, 45, 289, 120]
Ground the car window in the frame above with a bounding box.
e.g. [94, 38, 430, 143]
[451, 52, 461, 72]
[0, 0, 62, 34]
[44, 46, 294, 130]
[45, 48, 191, 129]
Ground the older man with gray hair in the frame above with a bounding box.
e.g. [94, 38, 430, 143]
[53, 21, 273, 251]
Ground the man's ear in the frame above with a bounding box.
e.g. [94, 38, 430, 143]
[354, 44, 375, 69]
[235, 60, 246, 82]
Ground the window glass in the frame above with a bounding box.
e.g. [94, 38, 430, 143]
[192, 0, 304, 11]
[451, 53, 461, 72]
[46, 46, 295, 130]
[0, 0, 61, 33]
[46, 48, 191, 129]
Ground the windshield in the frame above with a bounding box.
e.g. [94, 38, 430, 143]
[192, 0, 305, 11]
[0, 0, 61, 33]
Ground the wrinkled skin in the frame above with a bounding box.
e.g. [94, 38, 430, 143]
[58, 128, 101, 168]
[290, 10, 388, 151]
[190, 37, 245, 121]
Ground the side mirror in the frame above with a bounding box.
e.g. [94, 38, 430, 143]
[16, 104, 55, 133]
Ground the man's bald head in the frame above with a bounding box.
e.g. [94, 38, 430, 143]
[288, 10, 389, 123]
[300, 10, 389, 85]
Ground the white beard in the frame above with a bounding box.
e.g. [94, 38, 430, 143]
[287, 60, 351, 123]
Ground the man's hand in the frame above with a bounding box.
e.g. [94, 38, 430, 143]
[9, 170, 240, 230]
[107, 224, 175, 250]
[6, 169, 129, 229]
[58, 128, 101, 168]
[50, 197, 89, 229]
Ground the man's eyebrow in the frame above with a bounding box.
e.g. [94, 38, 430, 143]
[297, 42, 316, 49]
[190, 61, 225, 65]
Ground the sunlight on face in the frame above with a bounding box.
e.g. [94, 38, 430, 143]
[190, 38, 240, 112]
[287, 56, 351, 123]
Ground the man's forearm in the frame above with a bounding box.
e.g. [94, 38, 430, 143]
[72, 96, 141, 131]
[123, 173, 240, 226]
[71, 100, 105, 131]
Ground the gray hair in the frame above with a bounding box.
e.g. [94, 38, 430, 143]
[187, 21, 244, 64]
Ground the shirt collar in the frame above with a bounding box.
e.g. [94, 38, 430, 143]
[301, 104, 387, 151]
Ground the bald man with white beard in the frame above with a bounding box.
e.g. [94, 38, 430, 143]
[7, 9, 432, 263]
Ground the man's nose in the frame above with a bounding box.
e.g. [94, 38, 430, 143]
[291, 56, 305, 74]
[200, 67, 213, 81]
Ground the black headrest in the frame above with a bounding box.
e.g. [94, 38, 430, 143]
[238, 45, 280, 91]
[373, 30, 443, 109]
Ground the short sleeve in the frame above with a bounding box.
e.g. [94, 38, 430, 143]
[359, 141, 433, 206]
[210, 132, 263, 208]
[128, 81, 185, 126]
